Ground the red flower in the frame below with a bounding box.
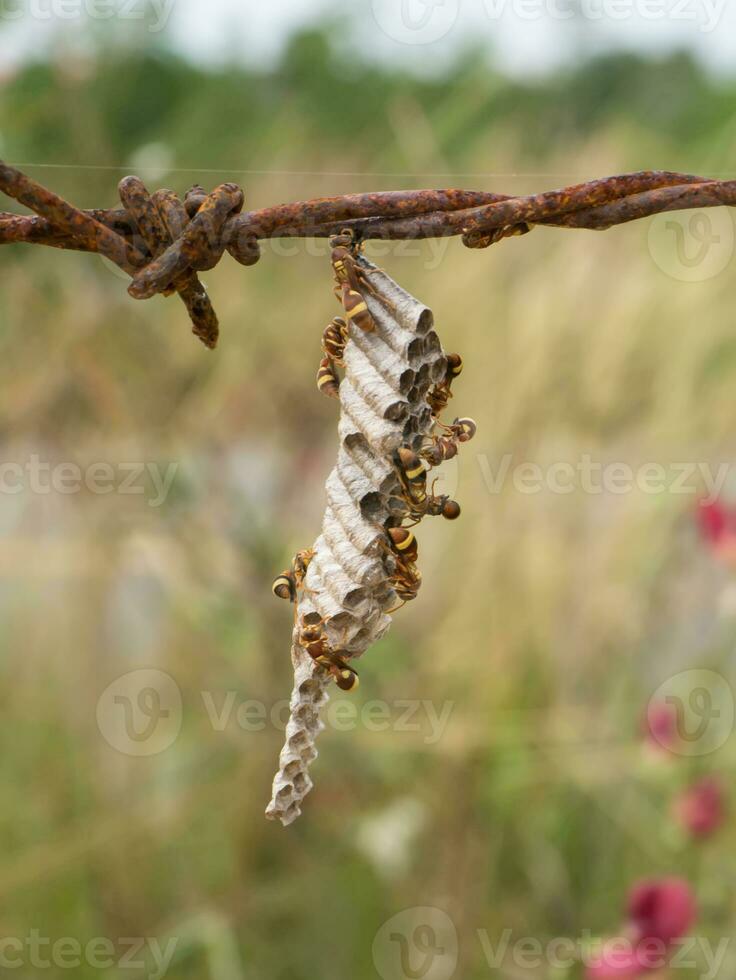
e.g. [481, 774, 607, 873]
[697, 499, 727, 545]
[626, 878, 696, 945]
[586, 940, 651, 979]
[642, 701, 678, 752]
[586, 879, 697, 979]
[696, 499, 736, 562]
[674, 776, 725, 838]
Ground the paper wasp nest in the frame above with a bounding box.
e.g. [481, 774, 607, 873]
[266, 259, 449, 826]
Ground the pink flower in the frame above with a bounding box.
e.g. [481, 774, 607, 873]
[697, 499, 727, 545]
[696, 499, 736, 562]
[674, 776, 725, 838]
[642, 701, 678, 753]
[586, 940, 659, 979]
[586, 879, 697, 980]
[626, 878, 696, 944]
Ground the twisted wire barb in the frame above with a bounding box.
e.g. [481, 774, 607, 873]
[1, 161, 734, 347]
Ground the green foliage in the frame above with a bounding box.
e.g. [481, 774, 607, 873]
[2, 28, 734, 179]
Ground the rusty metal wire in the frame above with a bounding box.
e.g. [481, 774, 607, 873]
[1, 160, 734, 347]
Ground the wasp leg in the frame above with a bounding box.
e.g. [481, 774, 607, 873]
[355, 269, 380, 297]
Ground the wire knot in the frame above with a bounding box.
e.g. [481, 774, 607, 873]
[119, 176, 258, 349]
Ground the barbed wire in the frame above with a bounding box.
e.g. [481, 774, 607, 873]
[1, 160, 734, 348]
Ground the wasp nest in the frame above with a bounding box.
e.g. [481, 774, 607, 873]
[266, 255, 473, 826]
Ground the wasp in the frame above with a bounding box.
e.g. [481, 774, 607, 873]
[394, 447, 461, 522]
[272, 548, 315, 602]
[444, 417, 477, 443]
[396, 446, 428, 507]
[427, 353, 463, 418]
[424, 496, 461, 520]
[385, 526, 422, 611]
[330, 230, 377, 333]
[388, 526, 419, 563]
[390, 569, 422, 607]
[420, 417, 477, 467]
[462, 222, 531, 250]
[300, 621, 359, 692]
[420, 435, 457, 467]
[317, 317, 349, 399]
[322, 316, 349, 365]
[317, 356, 340, 399]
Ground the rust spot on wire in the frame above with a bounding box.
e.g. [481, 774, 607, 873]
[0, 161, 146, 274]
[1, 161, 734, 347]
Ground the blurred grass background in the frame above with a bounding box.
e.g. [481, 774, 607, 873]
[0, 10, 735, 979]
